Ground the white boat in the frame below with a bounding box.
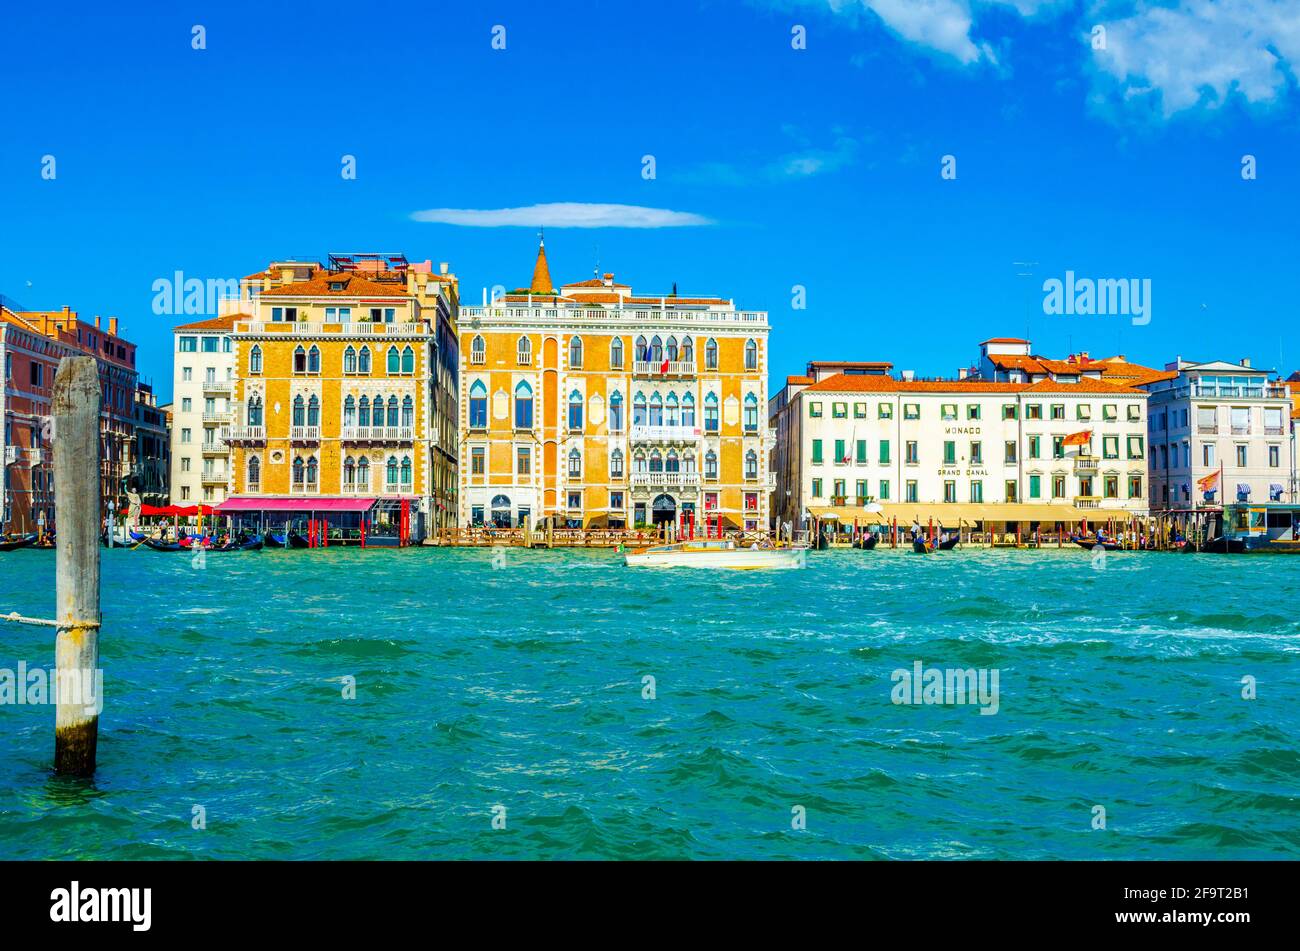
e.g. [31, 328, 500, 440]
[623, 539, 807, 569]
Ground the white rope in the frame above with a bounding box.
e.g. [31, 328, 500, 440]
[1, 611, 99, 629]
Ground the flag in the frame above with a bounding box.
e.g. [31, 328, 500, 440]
[660, 357, 670, 374]
[1197, 470, 1220, 491]
[1063, 430, 1092, 446]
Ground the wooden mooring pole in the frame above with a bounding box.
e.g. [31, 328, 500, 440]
[53, 357, 102, 777]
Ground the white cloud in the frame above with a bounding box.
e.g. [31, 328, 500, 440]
[410, 202, 715, 228]
[678, 130, 860, 185]
[1090, 0, 1300, 118]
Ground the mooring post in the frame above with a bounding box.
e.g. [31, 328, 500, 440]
[52, 357, 102, 778]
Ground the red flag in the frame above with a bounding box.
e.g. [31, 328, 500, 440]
[660, 357, 670, 374]
[1197, 470, 1220, 491]
[1063, 430, 1092, 446]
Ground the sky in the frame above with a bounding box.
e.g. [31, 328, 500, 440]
[1, 0, 1298, 403]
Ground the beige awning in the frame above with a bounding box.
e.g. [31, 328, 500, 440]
[809, 503, 1138, 524]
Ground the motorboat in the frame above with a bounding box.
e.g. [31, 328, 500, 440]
[623, 539, 807, 569]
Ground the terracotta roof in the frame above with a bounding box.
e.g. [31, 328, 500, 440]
[530, 241, 554, 294]
[803, 373, 1141, 396]
[563, 277, 631, 289]
[258, 272, 409, 298]
[988, 354, 1047, 374]
[173, 315, 240, 332]
[981, 337, 1030, 345]
[786, 375, 814, 385]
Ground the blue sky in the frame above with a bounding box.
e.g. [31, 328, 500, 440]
[2, 0, 1298, 401]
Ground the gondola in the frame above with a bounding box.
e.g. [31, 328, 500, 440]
[852, 535, 879, 550]
[937, 535, 959, 551]
[912, 538, 932, 554]
[0, 533, 38, 552]
[212, 534, 264, 552]
[1073, 538, 1121, 552]
[141, 537, 189, 552]
[1190, 536, 1247, 554]
[267, 531, 310, 549]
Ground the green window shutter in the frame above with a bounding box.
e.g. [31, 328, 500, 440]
[811, 440, 823, 464]
[856, 439, 867, 463]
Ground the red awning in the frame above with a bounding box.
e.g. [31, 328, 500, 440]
[139, 504, 214, 517]
[217, 497, 377, 513]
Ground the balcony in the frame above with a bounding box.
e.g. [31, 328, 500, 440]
[201, 441, 228, 456]
[1230, 425, 1251, 435]
[1265, 425, 1285, 435]
[1074, 496, 1101, 509]
[633, 359, 695, 378]
[222, 425, 265, 444]
[238, 320, 426, 337]
[340, 425, 415, 444]
[202, 380, 233, 397]
[201, 411, 232, 425]
[1073, 454, 1099, 473]
[290, 426, 321, 443]
[629, 424, 701, 443]
[200, 472, 227, 486]
[630, 471, 702, 490]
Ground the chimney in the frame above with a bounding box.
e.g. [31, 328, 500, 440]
[1241, 357, 1251, 368]
[439, 262, 449, 275]
[280, 267, 294, 282]
[603, 272, 614, 287]
[94, 315, 101, 329]
[958, 367, 968, 380]
[109, 317, 118, 336]
[901, 370, 915, 382]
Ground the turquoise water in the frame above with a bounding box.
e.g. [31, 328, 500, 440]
[0, 544, 1297, 860]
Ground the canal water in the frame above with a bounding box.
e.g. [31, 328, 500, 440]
[1, 545, 1297, 859]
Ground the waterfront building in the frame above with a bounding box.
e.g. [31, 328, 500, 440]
[457, 240, 772, 533]
[974, 337, 1174, 388]
[169, 315, 235, 505]
[222, 253, 460, 542]
[18, 308, 139, 507]
[1141, 358, 1294, 509]
[770, 364, 1151, 533]
[132, 381, 171, 509]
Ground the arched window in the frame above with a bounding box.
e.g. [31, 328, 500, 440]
[469, 380, 487, 429]
[682, 392, 696, 427]
[609, 390, 624, 432]
[343, 455, 356, 488]
[248, 455, 260, 488]
[705, 450, 719, 480]
[358, 346, 371, 374]
[400, 456, 412, 487]
[386, 456, 399, 489]
[633, 451, 647, 473]
[306, 455, 318, 487]
[344, 346, 357, 374]
[610, 337, 624, 369]
[293, 345, 307, 373]
[514, 380, 534, 429]
[402, 395, 413, 428]
[356, 456, 370, 490]
[307, 395, 320, 427]
[568, 448, 582, 478]
[610, 448, 624, 479]
[568, 335, 583, 368]
[307, 345, 321, 374]
[568, 390, 584, 431]
[635, 335, 648, 363]
[292, 456, 305, 487]
[247, 396, 263, 427]
[649, 392, 663, 427]
[649, 449, 663, 473]
[744, 338, 758, 371]
[344, 395, 356, 428]
[249, 345, 263, 375]
[387, 346, 400, 374]
[666, 449, 680, 473]
[471, 335, 486, 364]
[745, 449, 758, 479]
[683, 450, 696, 472]
[292, 395, 305, 426]
[386, 395, 399, 428]
[649, 335, 663, 362]
[632, 393, 647, 427]
[401, 345, 414, 374]
[666, 336, 678, 361]
[517, 336, 532, 365]
[704, 392, 720, 433]
[705, 338, 719, 370]
[358, 396, 371, 428]
[681, 336, 694, 363]
[743, 392, 759, 432]
[665, 392, 680, 427]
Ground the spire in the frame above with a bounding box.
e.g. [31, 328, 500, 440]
[529, 231, 553, 294]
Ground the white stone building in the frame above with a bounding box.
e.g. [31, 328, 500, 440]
[170, 316, 236, 504]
